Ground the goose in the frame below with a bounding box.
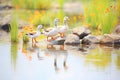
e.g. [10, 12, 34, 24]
[58, 16, 70, 38]
[42, 18, 59, 42]
[26, 25, 42, 43]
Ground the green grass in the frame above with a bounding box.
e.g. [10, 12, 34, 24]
[11, 0, 52, 10]
[82, 0, 118, 34]
[57, 0, 65, 8]
[10, 14, 18, 43]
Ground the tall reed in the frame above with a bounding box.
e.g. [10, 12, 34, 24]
[10, 15, 18, 43]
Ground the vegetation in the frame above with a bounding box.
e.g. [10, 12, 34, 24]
[11, 0, 52, 10]
[10, 14, 18, 42]
[11, 43, 18, 69]
[82, 0, 118, 34]
[10, 0, 120, 42]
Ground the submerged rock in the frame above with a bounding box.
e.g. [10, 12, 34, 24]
[82, 35, 100, 44]
[64, 34, 80, 45]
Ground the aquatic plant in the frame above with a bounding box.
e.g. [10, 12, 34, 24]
[11, 43, 18, 69]
[10, 15, 18, 42]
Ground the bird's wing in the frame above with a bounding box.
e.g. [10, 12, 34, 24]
[45, 27, 53, 32]
[29, 32, 36, 35]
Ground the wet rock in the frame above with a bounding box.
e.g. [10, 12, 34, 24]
[113, 24, 120, 34]
[65, 34, 80, 45]
[72, 26, 91, 39]
[82, 35, 100, 44]
[0, 5, 13, 10]
[47, 37, 66, 45]
[65, 44, 97, 55]
[0, 23, 11, 32]
[100, 34, 120, 44]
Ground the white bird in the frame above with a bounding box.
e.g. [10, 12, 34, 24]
[42, 18, 59, 42]
[26, 25, 42, 43]
[58, 16, 70, 38]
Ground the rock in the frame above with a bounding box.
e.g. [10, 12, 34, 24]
[0, 23, 11, 32]
[47, 37, 66, 45]
[72, 26, 91, 39]
[0, 15, 11, 25]
[82, 35, 100, 44]
[100, 34, 120, 44]
[65, 34, 80, 45]
[113, 24, 120, 34]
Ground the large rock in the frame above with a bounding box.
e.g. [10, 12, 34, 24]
[0, 15, 11, 25]
[72, 26, 91, 39]
[64, 34, 80, 45]
[113, 24, 120, 34]
[100, 34, 120, 44]
[82, 35, 100, 44]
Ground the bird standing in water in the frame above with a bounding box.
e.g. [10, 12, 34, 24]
[42, 18, 59, 42]
[26, 25, 42, 43]
[58, 16, 70, 38]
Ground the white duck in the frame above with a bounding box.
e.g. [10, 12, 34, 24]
[42, 18, 59, 42]
[58, 16, 70, 38]
[26, 25, 42, 43]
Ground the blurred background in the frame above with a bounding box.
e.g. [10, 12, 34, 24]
[0, 0, 120, 36]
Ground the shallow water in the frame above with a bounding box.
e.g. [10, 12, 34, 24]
[0, 41, 120, 80]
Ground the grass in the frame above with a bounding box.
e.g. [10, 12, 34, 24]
[10, 14, 18, 43]
[57, 0, 65, 8]
[117, 0, 120, 23]
[11, 0, 52, 10]
[82, 0, 118, 34]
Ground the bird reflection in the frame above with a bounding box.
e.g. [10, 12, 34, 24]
[22, 42, 44, 61]
[45, 45, 68, 72]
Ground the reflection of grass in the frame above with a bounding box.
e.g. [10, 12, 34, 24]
[10, 14, 18, 42]
[12, 0, 52, 10]
[11, 43, 18, 69]
[82, 0, 118, 34]
[85, 47, 111, 69]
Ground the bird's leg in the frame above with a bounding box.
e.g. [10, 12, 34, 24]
[47, 44, 55, 49]
[59, 33, 62, 38]
[60, 45, 64, 50]
[51, 36, 56, 40]
[34, 38, 37, 43]
[32, 38, 34, 43]
[47, 36, 49, 42]
[61, 33, 65, 38]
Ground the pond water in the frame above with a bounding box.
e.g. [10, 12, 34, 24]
[0, 41, 120, 80]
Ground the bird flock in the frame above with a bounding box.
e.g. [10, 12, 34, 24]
[26, 16, 70, 44]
